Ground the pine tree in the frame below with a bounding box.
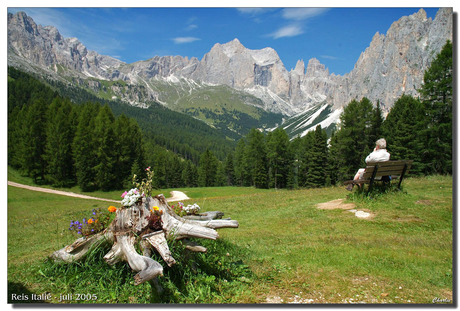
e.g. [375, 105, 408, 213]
[305, 125, 328, 187]
[298, 131, 314, 187]
[94, 105, 118, 191]
[215, 162, 227, 187]
[419, 40, 453, 174]
[382, 95, 426, 175]
[44, 98, 75, 187]
[246, 129, 268, 188]
[182, 159, 198, 187]
[233, 138, 251, 186]
[266, 128, 291, 188]
[73, 103, 100, 191]
[224, 153, 235, 186]
[21, 98, 49, 183]
[198, 149, 218, 187]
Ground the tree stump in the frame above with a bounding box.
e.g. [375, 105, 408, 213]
[51, 194, 238, 287]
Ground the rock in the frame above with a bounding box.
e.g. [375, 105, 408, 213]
[7, 8, 453, 117]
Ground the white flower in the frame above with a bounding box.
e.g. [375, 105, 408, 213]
[183, 203, 200, 214]
[121, 188, 143, 207]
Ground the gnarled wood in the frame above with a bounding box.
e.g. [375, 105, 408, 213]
[182, 211, 224, 221]
[52, 193, 238, 288]
[52, 229, 113, 262]
[117, 235, 163, 285]
[182, 239, 207, 253]
[143, 231, 176, 267]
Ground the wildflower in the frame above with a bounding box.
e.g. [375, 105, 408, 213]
[152, 206, 159, 211]
[121, 191, 128, 198]
[88, 218, 94, 224]
[146, 166, 151, 171]
[108, 206, 117, 213]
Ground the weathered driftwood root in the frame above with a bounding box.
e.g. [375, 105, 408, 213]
[51, 194, 238, 286]
[51, 229, 114, 262]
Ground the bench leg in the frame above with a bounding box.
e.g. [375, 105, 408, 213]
[367, 165, 379, 195]
[397, 164, 408, 190]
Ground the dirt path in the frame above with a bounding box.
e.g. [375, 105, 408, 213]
[316, 199, 374, 219]
[7, 181, 190, 203]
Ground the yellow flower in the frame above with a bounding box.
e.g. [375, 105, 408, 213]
[88, 218, 94, 224]
[108, 206, 117, 213]
[152, 206, 159, 211]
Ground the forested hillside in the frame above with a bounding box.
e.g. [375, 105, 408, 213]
[7, 40, 452, 191]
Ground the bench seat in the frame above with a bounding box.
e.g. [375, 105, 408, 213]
[344, 160, 413, 193]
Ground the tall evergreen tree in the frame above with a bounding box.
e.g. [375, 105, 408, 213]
[419, 40, 453, 174]
[246, 129, 268, 188]
[233, 138, 251, 186]
[44, 98, 75, 186]
[198, 149, 219, 187]
[182, 159, 198, 187]
[94, 105, 118, 191]
[305, 125, 328, 187]
[21, 98, 49, 183]
[266, 128, 291, 189]
[224, 153, 235, 186]
[382, 95, 427, 175]
[73, 103, 100, 191]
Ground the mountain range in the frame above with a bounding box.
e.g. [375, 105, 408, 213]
[7, 8, 453, 138]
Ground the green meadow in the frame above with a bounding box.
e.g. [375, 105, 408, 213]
[7, 173, 453, 304]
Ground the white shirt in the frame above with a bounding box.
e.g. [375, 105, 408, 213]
[365, 148, 390, 164]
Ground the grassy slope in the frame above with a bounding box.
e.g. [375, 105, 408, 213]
[7, 175, 453, 304]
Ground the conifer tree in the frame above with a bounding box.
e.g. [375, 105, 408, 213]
[266, 128, 291, 188]
[419, 40, 453, 174]
[198, 149, 218, 187]
[73, 103, 100, 191]
[44, 98, 75, 186]
[21, 98, 49, 183]
[224, 153, 235, 186]
[305, 125, 328, 187]
[94, 105, 118, 191]
[182, 159, 198, 187]
[246, 129, 268, 188]
[233, 138, 250, 186]
[382, 95, 426, 175]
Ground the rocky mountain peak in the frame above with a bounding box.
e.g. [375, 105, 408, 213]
[306, 58, 329, 78]
[292, 59, 305, 75]
[221, 38, 245, 57]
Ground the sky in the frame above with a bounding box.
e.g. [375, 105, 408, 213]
[5, 6, 445, 75]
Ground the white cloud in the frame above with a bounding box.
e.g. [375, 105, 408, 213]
[237, 8, 269, 15]
[172, 37, 200, 44]
[270, 24, 303, 39]
[185, 24, 198, 31]
[282, 8, 328, 21]
[321, 55, 339, 60]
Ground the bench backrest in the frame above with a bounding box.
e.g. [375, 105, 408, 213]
[362, 160, 413, 180]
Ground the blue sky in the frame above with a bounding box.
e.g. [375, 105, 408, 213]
[7, 6, 442, 75]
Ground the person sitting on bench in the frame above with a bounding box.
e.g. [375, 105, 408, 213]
[346, 138, 390, 191]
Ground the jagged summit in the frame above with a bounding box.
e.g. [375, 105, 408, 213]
[8, 8, 453, 121]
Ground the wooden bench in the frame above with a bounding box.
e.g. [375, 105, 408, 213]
[344, 160, 413, 193]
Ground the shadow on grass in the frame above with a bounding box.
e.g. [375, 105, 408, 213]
[8, 282, 47, 304]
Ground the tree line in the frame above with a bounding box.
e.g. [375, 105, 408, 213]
[7, 40, 452, 191]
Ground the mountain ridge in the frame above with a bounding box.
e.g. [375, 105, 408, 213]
[7, 8, 453, 137]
